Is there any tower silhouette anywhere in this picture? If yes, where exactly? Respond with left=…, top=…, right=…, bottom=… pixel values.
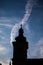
left=12, top=25, right=28, bottom=65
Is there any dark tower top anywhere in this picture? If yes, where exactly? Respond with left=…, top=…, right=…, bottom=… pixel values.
left=19, top=25, right=24, bottom=36
left=12, top=25, right=28, bottom=65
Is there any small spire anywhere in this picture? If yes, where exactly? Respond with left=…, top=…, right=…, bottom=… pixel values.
left=19, top=24, right=23, bottom=36
left=21, top=24, right=22, bottom=28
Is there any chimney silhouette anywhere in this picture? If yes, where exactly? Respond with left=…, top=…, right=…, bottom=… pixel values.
left=12, top=25, right=28, bottom=65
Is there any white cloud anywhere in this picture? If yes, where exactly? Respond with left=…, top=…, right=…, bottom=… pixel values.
left=0, top=17, right=20, bottom=28
left=0, top=35, right=5, bottom=42
left=20, top=0, right=37, bottom=25
left=0, top=23, right=13, bottom=28
left=0, top=17, right=20, bottom=23
left=40, top=47, right=43, bottom=57
left=0, top=30, right=3, bottom=33
left=0, top=60, right=10, bottom=65
left=0, top=17, right=11, bottom=23
left=10, top=23, right=20, bottom=44
left=36, top=38, right=43, bottom=58
left=1, top=36, right=5, bottom=40
left=10, top=0, right=37, bottom=44
left=0, top=29, right=5, bottom=35
left=25, top=23, right=30, bottom=32
left=29, top=38, right=43, bottom=58
left=0, top=61, right=7, bottom=65
left=0, top=45, right=7, bottom=54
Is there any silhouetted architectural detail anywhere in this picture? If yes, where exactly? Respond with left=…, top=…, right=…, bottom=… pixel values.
left=12, top=25, right=28, bottom=65
left=11, top=25, right=43, bottom=65
left=9, top=62, right=11, bottom=65
left=0, top=63, right=2, bottom=65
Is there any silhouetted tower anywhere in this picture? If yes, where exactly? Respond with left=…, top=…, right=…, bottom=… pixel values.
left=12, top=25, right=28, bottom=65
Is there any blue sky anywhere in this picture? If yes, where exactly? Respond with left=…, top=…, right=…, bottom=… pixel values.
left=0, top=0, right=43, bottom=65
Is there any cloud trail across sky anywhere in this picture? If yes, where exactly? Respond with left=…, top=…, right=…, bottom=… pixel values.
left=0, top=23, right=13, bottom=28
left=10, top=0, right=37, bottom=44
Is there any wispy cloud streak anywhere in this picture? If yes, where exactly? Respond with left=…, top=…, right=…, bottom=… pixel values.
left=0, top=17, right=20, bottom=23
left=10, top=0, right=37, bottom=43
left=29, top=38, right=43, bottom=58
left=20, top=0, right=36, bottom=25
left=0, top=60, right=9, bottom=65
left=0, top=23, right=13, bottom=28
left=0, top=45, right=7, bottom=54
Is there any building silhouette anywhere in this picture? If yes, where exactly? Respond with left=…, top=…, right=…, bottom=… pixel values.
left=12, top=25, right=28, bottom=65
left=0, top=25, right=43, bottom=65
left=10, top=25, right=43, bottom=65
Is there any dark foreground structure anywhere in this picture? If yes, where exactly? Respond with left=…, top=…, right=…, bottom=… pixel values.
left=12, top=25, right=28, bottom=65
left=10, top=25, right=43, bottom=65
left=0, top=26, right=43, bottom=65
left=0, top=63, right=2, bottom=65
